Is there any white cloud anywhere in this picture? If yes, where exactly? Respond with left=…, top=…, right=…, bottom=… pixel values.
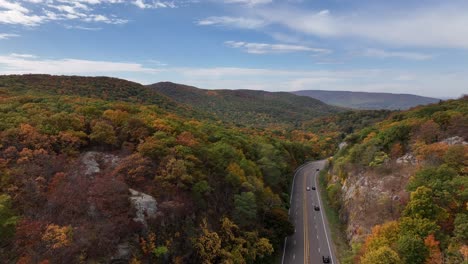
left=0, top=33, right=19, bottom=39
left=255, top=5, right=468, bottom=48
left=0, top=0, right=45, bottom=26
left=197, top=16, right=266, bottom=29
left=225, top=41, right=331, bottom=54
left=132, top=0, right=177, bottom=9
left=223, top=0, right=272, bottom=6
left=362, top=49, right=433, bottom=61
left=0, top=54, right=159, bottom=74
left=0, top=0, right=186, bottom=27
left=10, top=53, right=37, bottom=58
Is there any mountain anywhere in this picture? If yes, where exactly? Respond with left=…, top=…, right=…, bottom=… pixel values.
left=292, top=90, right=440, bottom=110
left=1, top=74, right=323, bottom=263
left=149, top=82, right=344, bottom=128
left=0, top=74, right=214, bottom=121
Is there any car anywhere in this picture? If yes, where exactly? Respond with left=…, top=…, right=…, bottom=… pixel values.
left=314, top=205, right=320, bottom=211
left=316, top=168, right=320, bottom=172
left=306, top=187, right=311, bottom=191
left=322, top=256, right=330, bottom=263
left=311, top=186, right=316, bottom=190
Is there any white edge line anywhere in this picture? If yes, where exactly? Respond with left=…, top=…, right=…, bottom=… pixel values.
left=315, top=164, right=335, bottom=264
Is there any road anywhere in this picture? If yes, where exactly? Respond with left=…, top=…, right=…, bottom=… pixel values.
left=282, top=160, right=338, bottom=264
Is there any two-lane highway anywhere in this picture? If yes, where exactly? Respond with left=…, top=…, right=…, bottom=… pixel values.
left=282, top=160, right=337, bottom=264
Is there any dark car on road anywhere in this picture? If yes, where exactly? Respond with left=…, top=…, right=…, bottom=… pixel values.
left=314, top=205, right=320, bottom=211
left=311, top=186, right=316, bottom=190
left=323, top=256, right=330, bottom=263
left=316, top=169, right=320, bottom=171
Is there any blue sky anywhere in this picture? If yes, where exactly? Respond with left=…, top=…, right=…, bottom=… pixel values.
left=0, top=0, right=467, bottom=98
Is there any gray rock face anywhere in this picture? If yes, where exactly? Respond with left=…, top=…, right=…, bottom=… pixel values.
left=396, top=153, right=417, bottom=165
left=81, top=151, right=120, bottom=176
left=442, top=136, right=468, bottom=145
left=339, top=142, right=348, bottom=150
left=129, top=188, right=157, bottom=226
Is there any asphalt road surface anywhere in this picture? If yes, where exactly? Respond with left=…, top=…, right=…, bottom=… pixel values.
left=282, top=160, right=338, bottom=264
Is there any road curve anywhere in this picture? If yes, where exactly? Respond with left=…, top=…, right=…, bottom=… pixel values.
left=282, top=160, right=338, bottom=264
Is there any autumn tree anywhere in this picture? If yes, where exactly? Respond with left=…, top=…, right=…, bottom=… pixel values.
left=89, top=121, right=117, bottom=146
left=42, top=224, right=73, bottom=249
left=362, top=221, right=400, bottom=254
left=403, top=186, right=446, bottom=221
left=361, top=245, right=401, bottom=264
left=424, top=234, right=443, bottom=264
left=113, top=153, right=154, bottom=186
left=194, top=219, right=222, bottom=264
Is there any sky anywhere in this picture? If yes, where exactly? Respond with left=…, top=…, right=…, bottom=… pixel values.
left=0, top=0, right=467, bottom=98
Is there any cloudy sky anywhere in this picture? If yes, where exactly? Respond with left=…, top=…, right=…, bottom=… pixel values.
left=0, top=0, right=467, bottom=97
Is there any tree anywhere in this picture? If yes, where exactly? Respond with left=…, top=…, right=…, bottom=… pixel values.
left=399, top=217, right=439, bottom=239
left=403, top=186, right=446, bottom=221
left=415, top=120, right=441, bottom=144
left=113, top=153, right=154, bottom=186
left=453, top=213, right=468, bottom=243
left=263, top=208, right=294, bottom=247
left=234, top=192, right=257, bottom=226
left=89, top=121, right=117, bottom=146
left=0, top=194, right=18, bottom=244
left=176, top=131, right=198, bottom=147
left=194, top=219, right=222, bottom=264
left=42, top=224, right=73, bottom=249
left=397, top=235, right=428, bottom=264
left=362, top=221, right=400, bottom=253
left=226, top=162, right=247, bottom=189
left=444, top=145, right=467, bottom=172
left=424, top=234, right=443, bottom=264
left=255, top=238, right=274, bottom=258
left=361, top=246, right=401, bottom=264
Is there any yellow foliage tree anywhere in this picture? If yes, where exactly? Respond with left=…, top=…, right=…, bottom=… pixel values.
left=42, top=224, right=73, bottom=249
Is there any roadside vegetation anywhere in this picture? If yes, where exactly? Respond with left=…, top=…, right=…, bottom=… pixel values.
left=318, top=166, right=355, bottom=263
left=326, top=96, right=468, bottom=263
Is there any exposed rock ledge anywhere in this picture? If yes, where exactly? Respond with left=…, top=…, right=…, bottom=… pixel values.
left=129, top=188, right=157, bottom=226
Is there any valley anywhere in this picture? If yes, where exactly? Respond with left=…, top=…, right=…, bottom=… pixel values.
left=0, top=75, right=465, bottom=264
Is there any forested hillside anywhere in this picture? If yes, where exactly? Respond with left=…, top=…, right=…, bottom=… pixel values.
left=149, top=82, right=343, bottom=128
left=293, top=90, right=440, bottom=110
left=0, top=75, right=350, bottom=263
left=325, top=97, right=468, bottom=263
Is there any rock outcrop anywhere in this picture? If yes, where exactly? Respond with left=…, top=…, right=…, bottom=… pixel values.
left=442, top=136, right=467, bottom=145
left=129, top=188, right=157, bottom=226
left=338, top=165, right=415, bottom=242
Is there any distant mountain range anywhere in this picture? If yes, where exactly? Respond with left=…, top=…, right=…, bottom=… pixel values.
left=148, top=82, right=343, bottom=128
left=292, top=90, right=440, bottom=110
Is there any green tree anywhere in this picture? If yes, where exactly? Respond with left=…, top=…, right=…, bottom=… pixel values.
left=453, top=213, right=468, bottom=243
left=399, top=217, right=439, bottom=239
left=403, top=186, right=446, bottom=221
left=0, top=194, right=18, bottom=244
left=234, top=192, right=257, bottom=226
left=263, top=208, right=294, bottom=247
left=89, top=120, right=117, bottom=145
left=397, top=235, right=428, bottom=264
